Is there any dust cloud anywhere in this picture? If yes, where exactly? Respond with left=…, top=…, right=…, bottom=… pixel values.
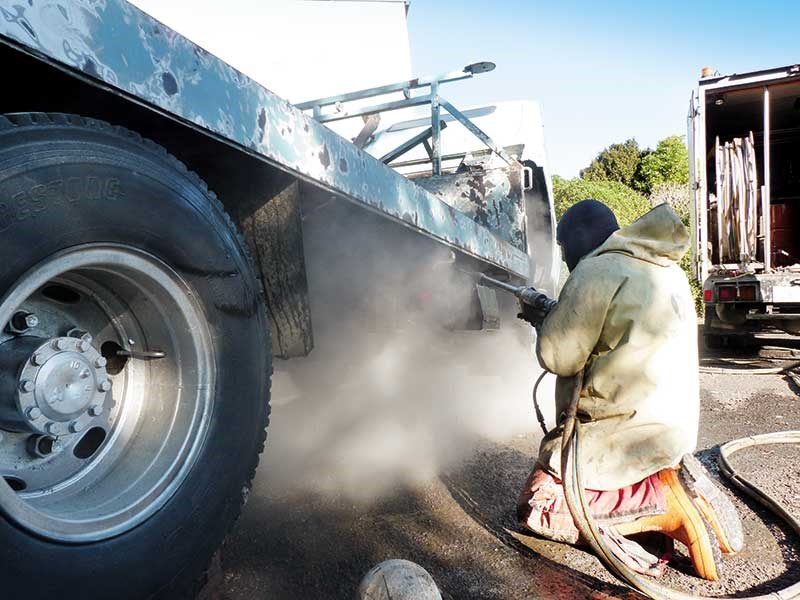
left=260, top=199, right=555, bottom=501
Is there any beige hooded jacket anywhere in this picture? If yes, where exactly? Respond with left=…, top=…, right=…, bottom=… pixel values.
left=536, top=204, right=699, bottom=491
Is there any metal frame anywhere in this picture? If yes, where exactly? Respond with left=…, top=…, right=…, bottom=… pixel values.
left=763, top=85, right=772, bottom=272
left=378, top=120, right=447, bottom=165
left=297, top=62, right=514, bottom=175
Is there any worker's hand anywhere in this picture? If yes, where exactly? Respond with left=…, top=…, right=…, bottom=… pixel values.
left=517, top=300, right=549, bottom=328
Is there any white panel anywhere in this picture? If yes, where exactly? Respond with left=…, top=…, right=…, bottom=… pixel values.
left=771, top=287, right=800, bottom=303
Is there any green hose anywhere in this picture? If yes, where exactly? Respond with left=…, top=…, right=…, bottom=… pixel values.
left=559, top=371, right=800, bottom=600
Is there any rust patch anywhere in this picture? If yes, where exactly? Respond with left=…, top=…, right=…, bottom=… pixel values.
left=82, top=58, right=98, bottom=77
left=161, top=71, right=178, bottom=95
left=257, top=108, right=267, bottom=139
left=319, top=144, right=331, bottom=169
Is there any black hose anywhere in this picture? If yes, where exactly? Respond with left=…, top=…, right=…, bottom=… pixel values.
left=532, top=370, right=549, bottom=436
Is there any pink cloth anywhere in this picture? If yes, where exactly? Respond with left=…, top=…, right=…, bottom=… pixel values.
left=517, top=465, right=666, bottom=545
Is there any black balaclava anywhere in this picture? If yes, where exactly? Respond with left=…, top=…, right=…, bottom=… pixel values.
left=557, top=199, right=619, bottom=271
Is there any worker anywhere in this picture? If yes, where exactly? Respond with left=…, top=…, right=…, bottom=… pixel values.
left=517, top=199, right=742, bottom=581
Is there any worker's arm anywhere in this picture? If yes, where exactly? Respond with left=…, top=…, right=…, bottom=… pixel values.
left=536, top=256, right=625, bottom=377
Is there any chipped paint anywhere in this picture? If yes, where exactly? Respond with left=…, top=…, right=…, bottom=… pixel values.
left=415, top=163, right=526, bottom=252
left=0, top=0, right=530, bottom=278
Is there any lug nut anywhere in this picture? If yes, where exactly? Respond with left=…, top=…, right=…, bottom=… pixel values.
left=78, top=340, right=92, bottom=352
left=67, top=328, right=90, bottom=340
left=54, top=339, right=69, bottom=351
left=88, top=404, right=103, bottom=417
left=26, top=407, right=42, bottom=420
left=26, top=435, right=56, bottom=458
left=98, top=380, right=112, bottom=392
left=45, top=422, right=60, bottom=435
left=11, top=311, right=38, bottom=331
left=31, top=353, right=44, bottom=366
left=68, top=421, right=84, bottom=434
left=94, top=357, right=107, bottom=369
left=19, top=380, right=34, bottom=393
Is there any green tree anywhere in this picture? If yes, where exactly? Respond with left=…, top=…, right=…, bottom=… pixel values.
left=581, top=138, right=642, bottom=187
left=635, top=135, right=689, bottom=194
left=552, top=175, right=651, bottom=227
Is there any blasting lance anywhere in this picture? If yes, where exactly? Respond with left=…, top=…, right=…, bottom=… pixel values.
left=478, top=274, right=557, bottom=314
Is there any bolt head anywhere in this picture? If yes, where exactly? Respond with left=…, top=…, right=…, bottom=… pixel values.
left=31, top=353, right=44, bottom=366
left=19, top=380, right=34, bottom=393
left=98, top=380, right=112, bottom=393
left=78, top=340, right=92, bottom=353
left=54, top=339, right=69, bottom=351
left=26, top=407, right=42, bottom=420
left=45, top=422, right=59, bottom=435
left=88, top=404, right=103, bottom=417
left=95, top=357, right=107, bottom=369
left=24, top=314, right=39, bottom=329
left=68, top=421, right=84, bottom=434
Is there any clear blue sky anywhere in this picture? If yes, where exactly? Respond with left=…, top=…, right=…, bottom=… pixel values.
left=405, top=0, right=799, bottom=178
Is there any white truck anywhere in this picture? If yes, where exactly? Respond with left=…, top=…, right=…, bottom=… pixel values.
left=690, top=64, right=800, bottom=346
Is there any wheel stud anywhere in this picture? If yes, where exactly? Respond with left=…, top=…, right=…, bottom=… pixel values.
left=19, top=380, right=34, bottom=393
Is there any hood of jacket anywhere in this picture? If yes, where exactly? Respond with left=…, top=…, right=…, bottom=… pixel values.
left=587, top=204, right=690, bottom=267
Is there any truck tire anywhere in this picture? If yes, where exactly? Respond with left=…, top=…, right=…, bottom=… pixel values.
left=0, top=113, right=271, bottom=599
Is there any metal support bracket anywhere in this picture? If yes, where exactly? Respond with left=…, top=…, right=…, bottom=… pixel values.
left=379, top=121, right=447, bottom=165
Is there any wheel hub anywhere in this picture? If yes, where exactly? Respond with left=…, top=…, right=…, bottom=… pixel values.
left=16, top=337, right=109, bottom=436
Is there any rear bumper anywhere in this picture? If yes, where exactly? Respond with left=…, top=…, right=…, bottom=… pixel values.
left=704, top=272, right=800, bottom=304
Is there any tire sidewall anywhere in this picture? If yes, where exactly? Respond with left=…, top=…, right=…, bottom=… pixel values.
left=0, top=119, right=270, bottom=599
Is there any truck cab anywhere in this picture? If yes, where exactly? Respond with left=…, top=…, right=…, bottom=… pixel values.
left=690, top=64, right=800, bottom=345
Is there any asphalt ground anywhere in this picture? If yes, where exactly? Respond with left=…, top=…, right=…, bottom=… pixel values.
left=203, top=338, right=800, bottom=599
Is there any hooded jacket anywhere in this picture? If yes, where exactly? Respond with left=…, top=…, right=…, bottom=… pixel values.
left=536, top=204, right=699, bottom=491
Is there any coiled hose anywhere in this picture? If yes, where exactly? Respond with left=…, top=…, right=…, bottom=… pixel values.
left=559, top=371, right=800, bottom=600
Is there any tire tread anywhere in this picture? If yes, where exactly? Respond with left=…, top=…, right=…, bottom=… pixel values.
left=0, top=112, right=272, bottom=599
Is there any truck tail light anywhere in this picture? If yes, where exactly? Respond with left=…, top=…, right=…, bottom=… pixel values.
left=716, top=284, right=757, bottom=301
left=738, top=284, right=757, bottom=301
left=703, top=289, right=713, bottom=302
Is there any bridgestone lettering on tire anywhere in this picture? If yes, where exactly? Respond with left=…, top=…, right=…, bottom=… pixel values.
left=0, top=113, right=271, bottom=600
